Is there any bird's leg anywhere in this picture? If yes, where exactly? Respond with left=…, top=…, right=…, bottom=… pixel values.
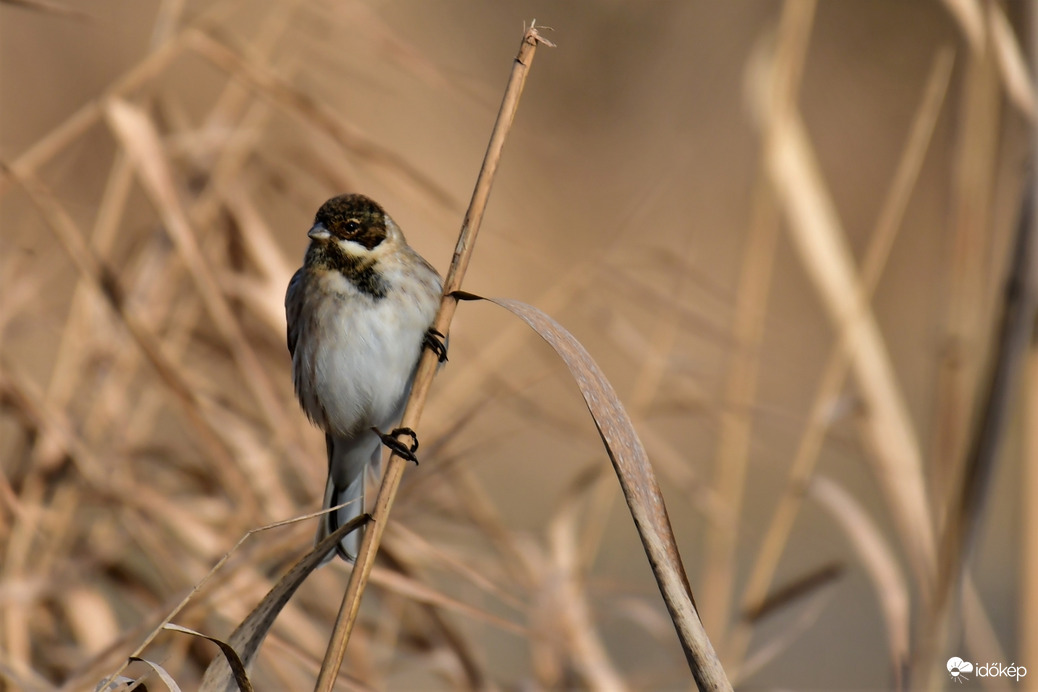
left=373, top=427, right=420, bottom=465
left=423, top=328, right=448, bottom=363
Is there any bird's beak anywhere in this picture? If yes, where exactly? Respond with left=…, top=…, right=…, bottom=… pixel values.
left=308, top=222, right=331, bottom=240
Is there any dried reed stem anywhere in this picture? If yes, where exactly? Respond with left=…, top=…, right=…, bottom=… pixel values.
left=0, top=0, right=241, bottom=197
left=1023, top=347, right=1038, bottom=671
left=916, top=190, right=1036, bottom=689
left=697, top=0, right=812, bottom=658
left=3, top=165, right=257, bottom=515
left=1024, top=4, right=1038, bottom=678
left=700, top=0, right=814, bottom=641
left=547, top=497, right=628, bottom=691
left=729, top=47, right=954, bottom=676
left=183, top=28, right=456, bottom=209
left=929, top=12, right=1002, bottom=531
left=764, top=55, right=937, bottom=600
left=313, top=25, right=552, bottom=692
left=104, top=98, right=295, bottom=450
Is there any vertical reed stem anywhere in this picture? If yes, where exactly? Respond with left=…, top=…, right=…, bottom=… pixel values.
left=313, top=24, right=552, bottom=692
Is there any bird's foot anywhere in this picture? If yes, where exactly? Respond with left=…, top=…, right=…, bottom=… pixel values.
left=373, top=426, right=420, bottom=465
left=423, top=328, right=448, bottom=363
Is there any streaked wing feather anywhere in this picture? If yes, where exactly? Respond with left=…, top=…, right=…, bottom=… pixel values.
left=285, top=268, right=305, bottom=357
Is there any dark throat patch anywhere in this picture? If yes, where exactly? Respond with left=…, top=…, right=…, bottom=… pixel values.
left=306, top=242, right=389, bottom=299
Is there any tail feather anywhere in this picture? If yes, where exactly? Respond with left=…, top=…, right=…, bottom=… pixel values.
left=316, top=433, right=379, bottom=561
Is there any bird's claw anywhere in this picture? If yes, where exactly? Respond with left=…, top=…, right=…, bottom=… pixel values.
left=373, top=426, right=420, bottom=465
left=423, top=328, right=448, bottom=364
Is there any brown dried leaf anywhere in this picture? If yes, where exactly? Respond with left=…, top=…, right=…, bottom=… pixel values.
left=168, top=623, right=253, bottom=692
left=810, top=476, right=910, bottom=679
left=198, top=516, right=368, bottom=692
left=454, top=292, right=730, bottom=690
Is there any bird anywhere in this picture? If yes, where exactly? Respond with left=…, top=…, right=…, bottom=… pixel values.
left=286, top=194, right=445, bottom=561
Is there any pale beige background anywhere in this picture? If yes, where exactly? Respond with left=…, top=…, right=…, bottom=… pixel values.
left=0, top=1, right=1031, bottom=690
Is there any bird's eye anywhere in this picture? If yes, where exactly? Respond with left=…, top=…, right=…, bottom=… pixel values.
left=344, top=220, right=361, bottom=234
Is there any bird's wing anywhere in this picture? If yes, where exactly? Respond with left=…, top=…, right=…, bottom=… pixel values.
left=285, top=267, right=305, bottom=358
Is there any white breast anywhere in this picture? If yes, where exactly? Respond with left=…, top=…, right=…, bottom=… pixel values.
left=294, top=264, right=439, bottom=438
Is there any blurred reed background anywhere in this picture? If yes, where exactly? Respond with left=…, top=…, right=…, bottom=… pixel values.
left=0, top=0, right=1034, bottom=690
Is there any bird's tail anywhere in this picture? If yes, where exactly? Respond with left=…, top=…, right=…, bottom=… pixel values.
left=316, top=433, right=377, bottom=561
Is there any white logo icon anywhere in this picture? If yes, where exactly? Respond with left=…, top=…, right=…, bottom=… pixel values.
left=947, top=657, right=973, bottom=683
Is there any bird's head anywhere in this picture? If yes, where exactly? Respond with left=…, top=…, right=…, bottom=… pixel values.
left=307, top=194, right=406, bottom=256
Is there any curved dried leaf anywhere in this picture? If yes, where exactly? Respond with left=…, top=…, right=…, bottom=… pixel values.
left=198, top=515, right=368, bottom=692
left=810, top=476, right=910, bottom=678
left=128, top=656, right=183, bottom=691
left=94, top=674, right=136, bottom=692
left=455, top=292, right=730, bottom=691
left=165, top=624, right=252, bottom=692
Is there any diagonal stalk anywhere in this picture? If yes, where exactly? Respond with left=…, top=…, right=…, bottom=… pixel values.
left=313, top=24, right=553, bottom=692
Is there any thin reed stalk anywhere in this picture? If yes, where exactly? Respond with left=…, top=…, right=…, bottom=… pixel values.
left=915, top=190, right=1036, bottom=690
left=729, top=46, right=955, bottom=677
left=313, top=24, right=553, bottom=691
left=700, top=0, right=814, bottom=646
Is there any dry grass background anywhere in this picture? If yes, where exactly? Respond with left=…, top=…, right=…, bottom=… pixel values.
left=0, top=0, right=1034, bottom=690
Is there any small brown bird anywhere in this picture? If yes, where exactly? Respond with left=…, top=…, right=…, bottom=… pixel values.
left=286, top=194, right=444, bottom=560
